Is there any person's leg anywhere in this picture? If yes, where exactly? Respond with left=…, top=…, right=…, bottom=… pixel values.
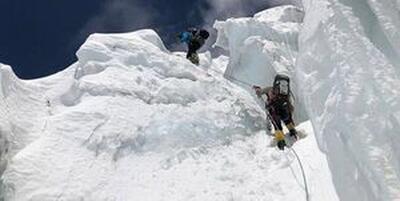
left=279, top=106, right=297, bottom=137
left=268, top=108, right=285, bottom=140
left=265, top=111, right=272, bottom=132
left=187, top=41, right=201, bottom=58
left=186, top=44, right=195, bottom=59
left=268, top=108, right=282, bottom=130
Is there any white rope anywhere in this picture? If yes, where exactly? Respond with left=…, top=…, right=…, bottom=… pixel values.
left=203, top=18, right=311, bottom=201
left=290, top=147, right=310, bottom=201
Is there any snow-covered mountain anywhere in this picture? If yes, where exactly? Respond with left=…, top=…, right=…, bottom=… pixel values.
left=0, top=5, right=339, bottom=201
left=1, top=2, right=399, bottom=201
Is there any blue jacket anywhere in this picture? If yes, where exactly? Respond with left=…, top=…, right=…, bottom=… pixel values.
left=179, top=31, right=192, bottom=44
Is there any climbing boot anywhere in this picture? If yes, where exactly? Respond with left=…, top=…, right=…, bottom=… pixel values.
left=188, top=53, right=199, bottom=65
left=275, top=130, right=286, bottom=150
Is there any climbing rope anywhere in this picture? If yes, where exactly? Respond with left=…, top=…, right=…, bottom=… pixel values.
left=253, top=91, right=309, bottom=201
left=290, top=147, right=310, bottom=201
left=202, top=17, right=310, bottom=201
left=278, top=13, right=309, bottom=200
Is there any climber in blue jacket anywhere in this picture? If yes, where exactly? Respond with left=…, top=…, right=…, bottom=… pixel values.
left=177, top=28, right=210, bottom=65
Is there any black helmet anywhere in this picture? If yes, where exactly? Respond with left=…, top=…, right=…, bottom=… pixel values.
left=199, top=29, right=210, bottom=39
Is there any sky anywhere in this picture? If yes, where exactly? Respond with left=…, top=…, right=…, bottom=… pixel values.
left=0, top=0, right=297, bottom=79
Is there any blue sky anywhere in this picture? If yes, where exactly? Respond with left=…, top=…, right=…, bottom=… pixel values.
left=0, top=0, right=295, bottom=79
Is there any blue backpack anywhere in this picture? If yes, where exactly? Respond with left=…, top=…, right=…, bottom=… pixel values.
left=179, top=32, right=192, bottom=44
left=179, top=29, right=209, bottom=45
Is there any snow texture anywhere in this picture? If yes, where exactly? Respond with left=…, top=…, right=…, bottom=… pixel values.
left=0, top=5, right=340, bottom=201
left=297, top=0, right=400, bottom=200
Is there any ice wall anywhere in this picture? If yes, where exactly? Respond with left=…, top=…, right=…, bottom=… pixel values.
left=0, top=55, right=76, bottom=200
left=214, top=5, right=303, bottom=86
left=366, top=0, right=400, bottom=66
left=0, top=64, right=60, bottom=201
left=214, top=5, right=308, bottom=122
left=0, top=65, right=11, bottom=201
left=297, top=0, right=400, bottom=200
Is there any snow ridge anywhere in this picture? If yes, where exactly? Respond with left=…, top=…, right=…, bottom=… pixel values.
left=0, top=29, right=272, bottom=200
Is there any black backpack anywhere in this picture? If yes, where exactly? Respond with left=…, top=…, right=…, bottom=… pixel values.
left=199, top=29, right=210, bottom=39
left=189, top=29, right=209, bottom=46
left=273, top=74, right=291, bottom=97
left=272, top=74, right=295, bottom=112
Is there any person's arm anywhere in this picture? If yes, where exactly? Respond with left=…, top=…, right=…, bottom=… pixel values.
left=260, top=87, right=271, bottom=96
left=254, top=86, right=271, bottom=97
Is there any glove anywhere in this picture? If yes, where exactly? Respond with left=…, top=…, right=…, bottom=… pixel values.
left=275, top=130, right=286, bottom=150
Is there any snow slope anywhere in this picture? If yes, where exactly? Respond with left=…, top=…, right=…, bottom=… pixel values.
left=297, top=0, right=400, bottom=200
left=0, top=6, right=339, bottom=201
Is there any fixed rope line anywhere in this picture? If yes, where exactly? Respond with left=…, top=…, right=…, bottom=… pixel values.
left=203, top=12, right=307, bottom=201
left=290, top=147, right=310, bottom=201
left=257, top=92, right=309, bottom=201
left=203, top=48, right=309, bottom=201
